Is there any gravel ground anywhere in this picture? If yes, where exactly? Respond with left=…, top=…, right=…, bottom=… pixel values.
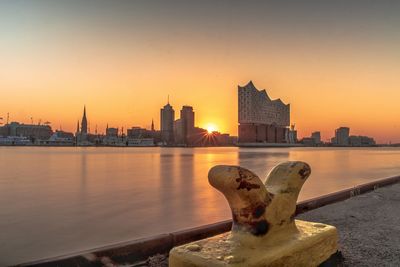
left=142, top=183, right=400, bottom=267
left=299, top=183, right=400, bottom=267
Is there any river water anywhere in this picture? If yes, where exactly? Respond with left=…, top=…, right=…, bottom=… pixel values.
left=1, top=147, right=400, bottom=265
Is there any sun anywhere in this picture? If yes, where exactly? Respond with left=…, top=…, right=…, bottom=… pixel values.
left=205, top=123, right=218, bottom=133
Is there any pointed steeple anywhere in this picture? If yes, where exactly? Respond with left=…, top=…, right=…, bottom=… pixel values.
left=76, top=120, right=80, bottom=133
left=151, top=119, right=155, bottom=131
left=81, top=105, right=88, bottom=134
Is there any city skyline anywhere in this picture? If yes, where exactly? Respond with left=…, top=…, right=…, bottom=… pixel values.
left=0, top=100, right=379, bottom=145
left=1, top=1, right=400, bottom=143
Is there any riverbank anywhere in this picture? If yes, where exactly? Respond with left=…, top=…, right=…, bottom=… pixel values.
left=19, top=175, right=400, bottom=266
left=143, top=181, right=400, bottom=266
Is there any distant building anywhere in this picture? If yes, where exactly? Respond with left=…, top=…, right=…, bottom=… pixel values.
left=334, top=127, right=350, bottom=146
left=184, top=127, right=236, bottom=147
left=311, top=131, right=321, bottom=145
left=127, top=127, right=147, bottom=138
left=301, top=137, right=317, bottom=146
left=81, top=106, right=88, bottom=134
left=0, top=136, right=31, bottom=145
left=45, top=131, right=74, bottom=146
left=287, top=124, right=297, bottom=144
left=349, top=135, right=376, bottom=146
left=106, top=125, right=118, bottom=137
left=172, top=106, right=196, bottom=145
left=173, top=119, right=185, bottom=145
left=301, top=131, right=322, bottom=146
left=180, top=106, right=195, bottom=144
left=238, top=81, right=290, bottom=144
left=160, top=101, right=175, bottom=144
left=127, top=125, right=160, bottom=146
left=76, top=106, right=90, bottom=144
left=0, top=122, right=52, bottom=142
left=0, top=125, right=9, bottom=137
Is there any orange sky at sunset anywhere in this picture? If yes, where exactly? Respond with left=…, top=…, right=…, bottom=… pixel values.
left=1, top=1, right=400, bottom=143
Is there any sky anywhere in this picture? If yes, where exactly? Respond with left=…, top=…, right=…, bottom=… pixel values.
left=1, top=0, right=400, bottom=143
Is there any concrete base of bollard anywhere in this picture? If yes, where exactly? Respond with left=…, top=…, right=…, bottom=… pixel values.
left=169, top=220, right=338, bottom=267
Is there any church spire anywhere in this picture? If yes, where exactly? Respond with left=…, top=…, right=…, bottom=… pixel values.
left=76, top=120, right=80, bottom=133
left=151, top=119, right=155, bottom=131
left=81, top=105, right=88, bottom=134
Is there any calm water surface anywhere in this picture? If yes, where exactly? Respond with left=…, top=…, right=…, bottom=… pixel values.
left=1, top=147, right=400, bottom=265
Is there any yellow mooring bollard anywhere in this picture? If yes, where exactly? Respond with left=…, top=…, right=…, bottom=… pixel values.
left=169, top=161, right=339, bottom=267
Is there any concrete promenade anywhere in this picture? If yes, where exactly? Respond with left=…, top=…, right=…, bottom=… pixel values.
left=299, top=183, right=400, bottom=266
left=146, top=183, right=400, bottom=266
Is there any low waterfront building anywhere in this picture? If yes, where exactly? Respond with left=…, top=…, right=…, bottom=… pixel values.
left=301, top=131, right=322, bottom=146
left=126, top=125, right=160, bottom=146
left=127, top=138, right=155, bottom=146
left=331, top=127, right=375, bottom=146
left=185, top=127, right=237, bottom=147
left=106, top=126, right=119, bottom=137
left=301, top=137, right=317, bottom=146
left=0, top=136, right=31, bottom=145
left=0, top=122, right=52, bottom=142
left=127, top=126, right=159, bottom=139
left=44, top=131, right=75, bottom=146
left=238, top=81, right=290, bottom=144
left=349, top=135, right=376, bottom=146
left=103, top=125, right=122, bottom=146
left=311, top=131, right=321, bottom=144
left=0, top=125, right=8, bottom=137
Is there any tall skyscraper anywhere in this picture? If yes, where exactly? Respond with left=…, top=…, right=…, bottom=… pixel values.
left=180, top=106, right=195, bottom=143
left=335, top=127, right=350, bottom=146
left=81, top=106, right=88, bottom=134
left=160, top=101, right=175, bottom=144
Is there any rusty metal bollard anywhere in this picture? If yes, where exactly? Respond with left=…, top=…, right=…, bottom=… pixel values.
left=169, top=161, right=339, bottom=266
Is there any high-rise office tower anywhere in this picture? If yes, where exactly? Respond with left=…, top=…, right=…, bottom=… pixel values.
left=160, top=100, right=175, bottom=144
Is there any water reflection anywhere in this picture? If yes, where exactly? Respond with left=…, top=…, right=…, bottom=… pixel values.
left=1, top=147, right=400, bottom=265
left=159, top=151, right=176, bottom=222
left=238, top=148, right=290, bottom=181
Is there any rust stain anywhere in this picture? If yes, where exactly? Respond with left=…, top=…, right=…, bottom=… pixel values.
left=236, top=167, right=261, bottom=191
left=252, top=203, right=266, bottom=218
left=236, top=179, right=261, bottom=191
left=249, top=219, right=269, bottom=236
left=298, top=165, right=311, bottom=179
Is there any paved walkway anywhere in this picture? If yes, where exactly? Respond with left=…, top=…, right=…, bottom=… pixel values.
left=299, top=183, right=400, bottom=266
left=147, top=183, right=400, bottom=267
